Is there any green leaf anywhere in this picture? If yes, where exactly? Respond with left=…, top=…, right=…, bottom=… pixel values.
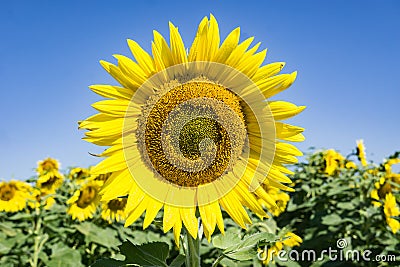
left=74, top=222, right=120, bottom=248
left=337, top=202, right=355, bottom=210
left=120, top=241, right=169, bottom=267
left=91, top=258, right=130, bottom=267
left=0, top=232, right=17, bottom=254
left=0, top=222, right=17, bottom=236
left=321, top=214, right=342, bottom=225
left=47, top=245, right=83, bottom=267
left=223, top=232, right=277, bottom=261
left=212, top=231, right=241, bottom=250
left=95, top=241, right=171, bottom=267
left=169, top=254, right=185, bottom=267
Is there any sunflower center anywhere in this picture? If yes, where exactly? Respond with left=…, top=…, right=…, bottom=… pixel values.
left=41, top=161, right=57, bottom=172
left=0, top=184, right=16, bottom=201
left=40, top=176, right=58, bottom=190
left=178, top=117, right=221, bottom=160
left=108, top=198, right=127, bottom=211
left=137, top=80, right=247, bottom=187
left=77, top=186, right=97, bottom=208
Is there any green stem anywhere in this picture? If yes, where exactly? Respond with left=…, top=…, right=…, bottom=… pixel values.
left=31, top=209, right=43, bottom=267
left=184, top=228, right=201, bottom=267
left=211, top=254, right=225, bottom=267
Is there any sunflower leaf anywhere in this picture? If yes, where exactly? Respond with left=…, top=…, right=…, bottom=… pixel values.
left=74, top=222, right=120, bottom=248
left=169, top=254, right=186, bottom=267
left=92, top=241, right=171, bottom=267
left=46, top=244, right=83, bottom=267
left=223, top=232, right=277, bottom=261
left=212, top=231, right=241, bottom=250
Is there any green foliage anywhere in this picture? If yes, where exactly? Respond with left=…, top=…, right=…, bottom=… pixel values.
left=278, top=151, right=400, bottom=266
left=1, top=148, right=400, bottom=266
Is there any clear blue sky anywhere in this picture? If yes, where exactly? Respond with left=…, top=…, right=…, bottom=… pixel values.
left=1, top=0, right=399, bottom=180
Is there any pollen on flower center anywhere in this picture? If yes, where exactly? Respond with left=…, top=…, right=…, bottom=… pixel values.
left=136, top=80, right=247, bottom=187
left=0, top=184, right=16, bottom=201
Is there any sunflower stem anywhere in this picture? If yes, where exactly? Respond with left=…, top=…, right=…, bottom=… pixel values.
left=184, top=227, right=201, bottom=267
left=30, top=208, right=43, bottom=267
left=211, top=254, right=225, bottom=267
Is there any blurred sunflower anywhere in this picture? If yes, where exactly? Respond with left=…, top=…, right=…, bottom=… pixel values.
left=0, top=180, right=32, bottom=212
left=101, top=198, right=127, bottom=223
left=90, top=172, right=112, bottom=184
left=356, top=139, right=367, bottom=166
left=260, top=232, right=302, bottom=264
left=258, top=185, right=290, bottom=217
left=37, top=157, right=60, bottom=173
left=30, top=188, right=56, bottom=210
left=324, top=149, right=345, bottom=175
left=69, top=167, right=91, bottom=184
left=67, top=181, right=101, bottom=221
left=371, top=158, right=400, bottom=206
left=383, top=193, right=400, bottom=234
left=36, top=158, right=64, bottom=194
left=80, top=14, right=305, bottom=243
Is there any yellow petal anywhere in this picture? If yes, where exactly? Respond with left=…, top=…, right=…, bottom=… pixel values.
left=258, top=72, right=297, bottom=98
left=253, top=62, right=285, bottom=82
left=169, top=22, right=187, bottom=64
left=180, top=207, right=198, bottom=239
left=91, top=151, right=127, bottom=174
left=143, top=198, right=163, bottom=229
left=188, top=16, right=209, bottom=61
left=89, top=84, right=133, bottom=100
left=214, top=27, right=240, bottom=63
left=127, top=39, right=155, bottom=76
left=269, top=101, right=306, bottom=120
left=163, top=204, right=180, bottom=232
left=153, top=30, right=174, bottom=69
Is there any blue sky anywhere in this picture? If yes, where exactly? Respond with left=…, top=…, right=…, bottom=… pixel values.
left=1, top=0, right=399, bottom=180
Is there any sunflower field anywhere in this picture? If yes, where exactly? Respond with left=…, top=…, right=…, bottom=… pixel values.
left=1, top=13, right=399, bottom=267
left=0, top=141, right=399, bottom=266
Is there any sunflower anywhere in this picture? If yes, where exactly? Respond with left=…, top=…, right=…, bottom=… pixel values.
left=36, top=172, right=63, bottom=194
left=37, top=157, right=60, bottom=174
left=69, top=167, right=91, bottom=185
left=36, top=158, right=64, bottom=194
left=260, top=232, right=302, bottom=264
left=371, top=158, right=400, bottom=206
left=67, top=181, right=101, bottom=221
left=0, top=180, right=32, bottom=212
left=258, top=185, right=290, bottom=217
left=383, top=193, right=400, bottom=234
left=101, top=197, right=127, bottom=223
left=356, top=139, right=367, bottom=166
left=384, top=158, right=400, bottom=183
left=30, top=188, right=56, bottom=210
left=80, top=14, right=305, bottom=244
left=90, top=172, right=112, bottom=184
left=324, top=149, right=345, bottom=175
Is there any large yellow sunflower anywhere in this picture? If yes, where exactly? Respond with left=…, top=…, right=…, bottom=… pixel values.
left=0, top=180, right=32, bottom=212
left=80, top=15, right=305, bottom=244
left=67, top=180, right=101, bottom=221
